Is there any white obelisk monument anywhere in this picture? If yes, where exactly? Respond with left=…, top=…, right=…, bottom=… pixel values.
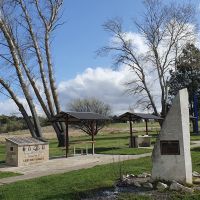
left=152, top=88, right=192, bottom=184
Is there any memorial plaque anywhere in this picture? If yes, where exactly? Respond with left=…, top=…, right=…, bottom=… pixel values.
left=160, top=140, right=180, bottom=155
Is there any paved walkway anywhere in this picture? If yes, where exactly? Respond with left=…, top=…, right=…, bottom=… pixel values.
left=191, top=140, right=200, bottom=148
left=0, top=153, right=151, bottom=185
left=0, top=140, right=199, bottom=185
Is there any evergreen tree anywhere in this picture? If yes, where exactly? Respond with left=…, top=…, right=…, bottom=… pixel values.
left=168, top=43, right=200, bottom=130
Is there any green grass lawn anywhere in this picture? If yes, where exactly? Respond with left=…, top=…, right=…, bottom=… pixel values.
left=0, top=172, right=21, bottom=179
left=0, top=156, right=152, bottom=200
left=0, top=129, right=154, bottom=161
left=0, top=149, right=200, bottom=200
left=190, top=134, right=200, bottom=141
left=49, top=132, right=153, bottom=157
left=0, top=122, right=199, bottom=199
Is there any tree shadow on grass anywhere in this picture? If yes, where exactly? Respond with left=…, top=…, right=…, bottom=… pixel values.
left=191, top=147, right=200, bottom=152
left=90, top=147, right=122, bottom=154
left=71, top=136, right=130, bottom=143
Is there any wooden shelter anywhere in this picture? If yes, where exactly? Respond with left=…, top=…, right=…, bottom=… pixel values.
left=51, top=111, right=109, bottom=157
left=118, top=112, right=163, bottom=147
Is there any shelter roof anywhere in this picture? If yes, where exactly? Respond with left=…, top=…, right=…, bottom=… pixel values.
left=51, top=111, right=109, bottom=122
left=6, top=137, right=48, bottom=146
left=118, top=112, right=163, bottom=121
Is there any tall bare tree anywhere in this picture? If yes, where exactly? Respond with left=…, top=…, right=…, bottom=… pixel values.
left=0, top=0, right=65, bottom=146
left=99, top=0, right=197, bottom=117
left=68, top=98, right=111, bottom=142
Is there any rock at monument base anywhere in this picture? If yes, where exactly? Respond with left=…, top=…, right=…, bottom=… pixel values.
left=193, top=186, right=200, bottom=191
left=156, top=182, right=168, bottom=190
left=193, top=178, right=200, bottom=184
left=152, top=89, right=192, bottom=184
left=193, top=171, right=200, bottom=177
left=169, top=181, right=193, bottom=193
left=143, top=182, right=153, bottom=189
left=133, top=181, right=141, bottom=187
left=137, top=172, right=151, bottom=178
left=127, top=174, right=135, bottom=178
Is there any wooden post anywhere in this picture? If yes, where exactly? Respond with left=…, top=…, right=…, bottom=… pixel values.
left=86, top=145, right=88, bottom=155
left=73, top=145, right=76, bottom=156
left=91, top=132, right=94, bottom=155
left=129, top=116, right=133, bottom=148
left=92, top=141, right=95, bottom=155
left=65, top=115, right=69, bottom=158
left=91, top=120, right=96, bottom=155
left=145, top=119, right=148, bottom=135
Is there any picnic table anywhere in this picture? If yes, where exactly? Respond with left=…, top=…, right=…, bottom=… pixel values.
left=70, top=141, right=96, bottom=155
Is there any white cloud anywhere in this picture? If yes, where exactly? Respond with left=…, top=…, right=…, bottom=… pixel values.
left=124, top=32, right=148, bottom=55
left=0, top=99, right=19, bottom=115
left=58, top=66, right=145, bottom=115
left=111, top=31, right=148, bottom=55
left=0, top=96, right=43, bottom=116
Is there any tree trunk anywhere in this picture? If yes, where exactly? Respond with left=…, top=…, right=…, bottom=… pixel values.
left=45, top=32, right=66, bottom=133
left=143, top=80, right=158, bottom=116
left=15, top=34, right=65, bottom=145
left=18, top=0, right=56, bottom=117
left=0, top=18, right=42, bottom=138
left=0, top=78, right=37, bottom=138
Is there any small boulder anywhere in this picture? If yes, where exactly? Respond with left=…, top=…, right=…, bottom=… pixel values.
left=126, top=178, right=135, bottom=185
left=143, top=182, right=153, bottom=189
left=148, top=178, right=154, bottom=183
left=193, top=178, right=200, bottom=184
left=137, top=174, right=146, bottom=178
left=170, top=181, right=193, bottom=193
left=129, top=174, right=135, bottom=178
left=143, top=172, right=151, bottom=177
left=193, top=171, right=200, bottom=177
left=156, top=182, right=168, bottom=190
left=137, top=172, right=151, bottom=178
left=194, top=186, right=200, bottom=191
left=126, top=174, right=130, bottom=178
left=133, top=180, right=141, bottom=187
left=122, top=175, right=127, bottom=181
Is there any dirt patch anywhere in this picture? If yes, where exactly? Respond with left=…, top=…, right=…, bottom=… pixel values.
left=0, top=124, right=160, bottom=143
left=0, top=126, right=87, bottom=143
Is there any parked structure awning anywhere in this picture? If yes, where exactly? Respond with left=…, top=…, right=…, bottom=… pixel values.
left=118, top=112, right=163, bottom=121
left=51, top=111, right=109, bottom=122
left=51, top=111, right=109, bottom=157
left=118, top=112, right=163, bottom=148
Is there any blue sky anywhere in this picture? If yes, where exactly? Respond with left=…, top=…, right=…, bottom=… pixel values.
left=53, top=0, right=200, bottom=82
left=53, top=0, right=144, bottom=81
left=2, top=0, right=200, bottom=115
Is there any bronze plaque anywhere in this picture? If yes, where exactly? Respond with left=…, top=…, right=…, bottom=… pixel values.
left=160, top=140, right=180, bottom=155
